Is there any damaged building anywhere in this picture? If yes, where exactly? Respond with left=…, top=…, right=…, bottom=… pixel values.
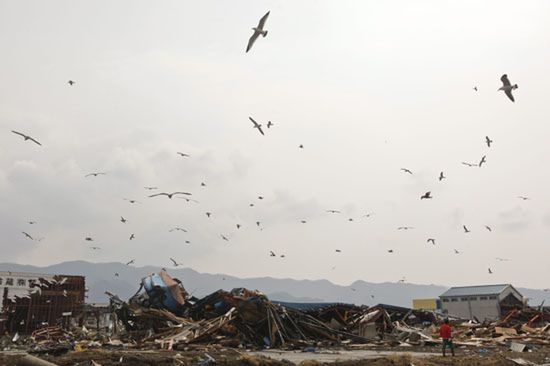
left=0, top=271, right=85, bottom=334
left=440, top=284, right=524, bottom=320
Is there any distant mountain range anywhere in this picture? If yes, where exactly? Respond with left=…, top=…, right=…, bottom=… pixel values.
left=0, top=261, right=548, bottom=307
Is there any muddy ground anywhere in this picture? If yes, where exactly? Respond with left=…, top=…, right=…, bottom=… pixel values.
left=1, top=347, right=550, bottom=366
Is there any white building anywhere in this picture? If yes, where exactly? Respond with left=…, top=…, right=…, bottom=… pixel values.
left=440, top=284, right=524, bottom=321
left=0, top=271, right=58, bottom=299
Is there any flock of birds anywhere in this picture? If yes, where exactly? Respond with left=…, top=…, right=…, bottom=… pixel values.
left=9, top=10, right=528, bottom=283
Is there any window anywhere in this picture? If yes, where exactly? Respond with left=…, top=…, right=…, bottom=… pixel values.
left=6, top=278, right=14, bottom=286
left=451, top=298, right=458, bottom=302
left=17, top=279, right=26, bottom=286
left=442, top=299, right=449, bottom=303
left=489, top=296, right=497, bottom=300
left=0, top=278, right=3, bottom=285
left=28, top=279, right=36, bottom=287
left=480, top=296, right=488, bottom=300
left=470, top=297, right=478, bottom=301
left=461, top=297, right=468, bottom=302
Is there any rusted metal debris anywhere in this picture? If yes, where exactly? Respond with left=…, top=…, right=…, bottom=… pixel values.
left=1, top=270, right=549, bottom=353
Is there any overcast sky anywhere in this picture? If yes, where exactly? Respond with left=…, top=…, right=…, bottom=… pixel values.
left=1, top=0, right=550, bottom=289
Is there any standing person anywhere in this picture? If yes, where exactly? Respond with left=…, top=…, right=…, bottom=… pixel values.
left=440, top=318, right=455, bottom=357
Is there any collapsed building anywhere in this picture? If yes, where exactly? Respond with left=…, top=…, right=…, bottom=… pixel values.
left=0, top=271, right=85, bottom=334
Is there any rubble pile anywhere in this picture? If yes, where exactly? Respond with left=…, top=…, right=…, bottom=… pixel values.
left=1, top=270, right=549, bottom=356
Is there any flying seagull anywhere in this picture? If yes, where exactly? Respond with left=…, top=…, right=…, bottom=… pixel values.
left=206, top=212, right=212, bottom=218
left=68, top=80, right=75, bottom=86
left=149, top=192, right=192, bottom=199
left=169, top=227, right=187, bottom=232
left=462, top=162, right=478, bottom=167
left=248, top=117, right=265, bottom=135
left=326, top=210, right=341, bottom=214
left=479, top=155, right=486, bottom=167
left=454, top=249, right=460, bottom=254
left=301, top=220, right=307, bottom=224
left=387, top=249, right=394, bottom=253
left=463, top=225, right=470, bottom=233
left=11, top=131, right=41, bottom=146
left=401, top=168, right=413, bottom=174
left=439, top=172, right=446, bottom=181
left=201, top=182, right=206, bottom=187
left=22, top=232, right=33, bottom=240
left=170, top=258, right=181, bottom=267
left=129, top=234, right=135, bottom=240
left=221, top=234, right=229, bottom=241
left=398, top=226, right=414, bottom=230
left=28, top=220, right=36, bottom=225
left=269, top=251, right=276, bottom=257
left=85, top=172, right=106, bottom=177
left=420, top=191, right=432, bottom=200
left=89, top=246, right=100, bottom=250
left=473, top=86, right=478, bottom=91
left=177, top=152, right=190, bottom=157
left=267, top=121, right=273, bottom=128
left=125, top=259, right=135, bottom=266
left=85, top=237, right=93, bottom=241
left=120, top=216, right=127, bottom=223
left=299, top=144, right=304, bottom=149
left=236, top=224, right=241, bottom=229
left=495, top=257, right=510, bottom=262
left=485, top=225, right=492, bottom=232
left=488, top=268, right=493, bottom=274
left=258, top=196, right=264, bottom=200
left=518, top=196, right=530, bottom=200
left=144, top=186, right=158, bottom=190
left=246, top=11, right=270, bottom=53
left=427, top=238, right=436, bottom=245
left=498, top=74, right=518, bottom=102
left=335, top=249, right=342, bottom=253
left=485, top=136, right=493, bottom=148
left=124, top=199, right=141, bottom=204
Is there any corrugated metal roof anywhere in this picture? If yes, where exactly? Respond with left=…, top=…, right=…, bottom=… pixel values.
left=440, top=284, right=510, bottom=297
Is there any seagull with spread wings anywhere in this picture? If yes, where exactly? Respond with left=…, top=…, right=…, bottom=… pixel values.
left=486, top=136, right=493, bottom=147
left=248, top=117, right=265, bottom=135
left=439, top=172, right=446, bottom=181
left=149, top=192, right=192, bottom=199
left=22, top=232, right=34, bottom=240
left=85, top=172, right=106, bottom=177
left=12, top=131, right=42, bottom=146
left=420, top=191, right=432, bottom=200
left=177, top=152, right=190, bottom=157
left=246, top=11, right=270, bottom=53
left=498, top=74, right=518, bottom=102
left=427, top=238, right=436, bottom=245
left=169, top=227, right=187, bottom=232
left=401, top=168, right=413, bottom=174
left=479, top=155, right=487, bottom=167
left=125, top=259, right=135, bottom=266
left=170, top=258, right=181, bottom=267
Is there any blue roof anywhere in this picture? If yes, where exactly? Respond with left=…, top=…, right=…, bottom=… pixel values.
left=440, top=284, right=511, bottom=298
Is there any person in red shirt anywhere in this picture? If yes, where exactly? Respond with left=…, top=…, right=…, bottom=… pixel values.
left=440, top=318, right=455, bottom=357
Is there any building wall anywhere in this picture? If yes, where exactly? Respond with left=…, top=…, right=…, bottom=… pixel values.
left=0, top=272, right=56, bottom=299
left=412, top=298, right=439, bottom=310
left=441, top=296, right=500, bottom=320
